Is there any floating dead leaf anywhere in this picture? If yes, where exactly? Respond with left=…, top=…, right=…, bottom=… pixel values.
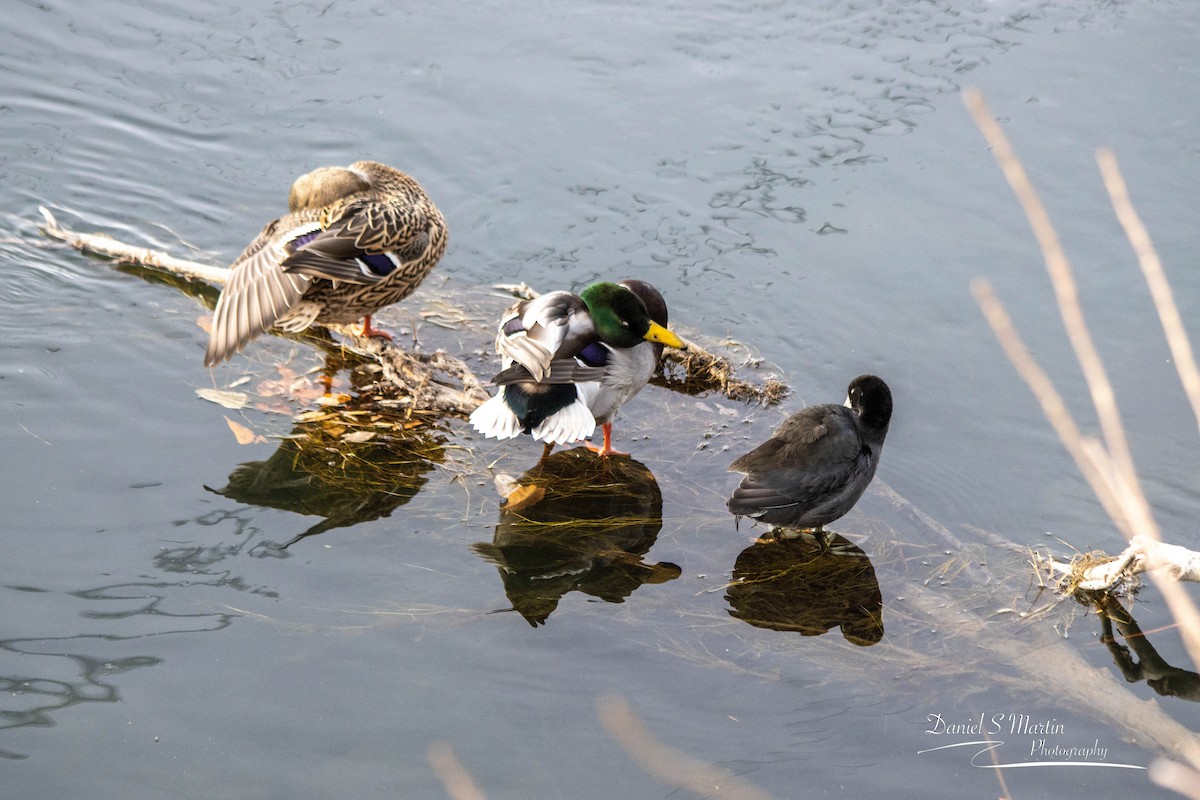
left=224, top=416, right=266, bottom=445
left=196, top=388, right=249, bottom=409
left=257, top=366, right=327, bottom=403
left=494, top=473, right=521, bottom=498
left=253, top=401, right=293, bottom=415
left=506, top=485, right=545, bottom=511
left=342, top=430, right=376, bottom=444
left=318, top=393, right=351, bottom=406
left=294, top=410, right=335, bottom=423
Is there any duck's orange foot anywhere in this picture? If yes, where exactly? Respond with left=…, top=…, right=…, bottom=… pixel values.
left=586, top=442, right=629, bottom=457
left=359, top=315, right=393, bottom=340
left=586, top=422, right=629, bottom=457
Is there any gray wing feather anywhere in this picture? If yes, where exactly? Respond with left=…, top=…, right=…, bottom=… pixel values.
left=495, top=292, right=594, bottom=381
left=205, top=224, right=314, bottom=366
left=491, top=359, right=607, bottom=386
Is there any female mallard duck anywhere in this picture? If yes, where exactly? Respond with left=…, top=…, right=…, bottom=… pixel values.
left=204, top=161, right=448, bottom=366
left=470, top=280, right=685, bottom=456
left=727, top=375, right=892, bottom=532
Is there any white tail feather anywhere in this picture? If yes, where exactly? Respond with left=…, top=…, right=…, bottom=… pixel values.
left=531, top=399, right=596, bottom=444
left=469, top=390, right=524, bottom=440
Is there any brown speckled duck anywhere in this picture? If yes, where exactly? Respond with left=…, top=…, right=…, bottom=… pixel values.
left=204, top=161, right=448, bottom=366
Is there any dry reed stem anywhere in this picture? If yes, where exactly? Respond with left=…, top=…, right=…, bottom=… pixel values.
left=597, top=695, right=774, bottom=800
left=971, top=280, right=1128, bottom=531
left=964, top=89, right=1200, bottom=707
left=1097, top=149, right=1200, bottom=434
left=963, top=90, right=1144, bottom=529
left=427, top=742, right=489, bottom=800
left=1150, top=760, right=1200, bottom=800
left=982, top=728, right=1014, bottom=800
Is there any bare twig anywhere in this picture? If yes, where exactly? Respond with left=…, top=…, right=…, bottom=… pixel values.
left=38, top=206, right=231, bottom=285
left=1042, top=539, right=1200, bottom=591
left=1097, top=150, right=1200, bottom=435
left=427, top=742, right=488, bottom=800
left=964, top=90, right=1145, bottom=529
left=1150, top=759, right=1200, bottom=800
left=964, top=88, right=1200, bottom=688
left=597, top=695, right=775, bottom=800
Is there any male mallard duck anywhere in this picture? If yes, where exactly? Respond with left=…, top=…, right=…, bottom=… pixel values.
left=204, top=161, right=448, bottom=366
left=470, top=280, right=685, bottom=456
left=727, top=375, right=892, bottom=532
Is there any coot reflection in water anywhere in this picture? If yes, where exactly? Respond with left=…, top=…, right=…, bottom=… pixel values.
left=725, top=533, right=883, bottom=646
left=472, top=447, right=681, bottom=626
left=209, top=421, right=446, bottom=548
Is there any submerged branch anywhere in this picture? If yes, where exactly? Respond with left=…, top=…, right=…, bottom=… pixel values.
left=38, top=206, right=231, bottom=285
left=38, top=206, right=787, bottom=415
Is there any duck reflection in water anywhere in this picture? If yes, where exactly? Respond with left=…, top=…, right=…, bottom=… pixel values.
left=209, top=421, right=445, bottom=548
left=472, top=447, right=681, bottom=626
left=725, top=532, right=883, bottom=645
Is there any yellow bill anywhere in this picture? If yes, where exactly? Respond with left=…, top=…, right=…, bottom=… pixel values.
left=643, top=321, right=685, bottom=349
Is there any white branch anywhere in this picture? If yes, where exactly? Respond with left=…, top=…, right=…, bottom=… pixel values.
left=1044, top=537, right=1200, bottom=592
left=39, top=206, right=232, bottom=285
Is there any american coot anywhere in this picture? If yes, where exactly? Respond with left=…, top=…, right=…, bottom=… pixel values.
left=727, top=374, right=892, bottom=531
left=205, top=161, right=448, bottom=366
left=470, top=280, right=684, bottom=456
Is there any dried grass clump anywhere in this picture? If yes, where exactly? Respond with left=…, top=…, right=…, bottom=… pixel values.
left=1052, top=549, right=1142, bottom=601
left=658, top=340, right=789, bottom=406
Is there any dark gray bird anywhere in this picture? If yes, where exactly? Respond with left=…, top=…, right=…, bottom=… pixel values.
left=727, top=375, right=892, bottom=532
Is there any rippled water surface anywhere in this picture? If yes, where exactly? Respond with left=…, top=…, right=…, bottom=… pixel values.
left=5, top=1, right=1200, bottom=797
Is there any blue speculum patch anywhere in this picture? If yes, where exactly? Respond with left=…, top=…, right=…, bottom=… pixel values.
left=577, top=342, right=609, bottom=367
left=357, top=253, right=397, bottom=276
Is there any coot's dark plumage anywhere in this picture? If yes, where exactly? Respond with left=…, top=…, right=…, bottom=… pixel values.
left=727, top=375, right=892, bottom=531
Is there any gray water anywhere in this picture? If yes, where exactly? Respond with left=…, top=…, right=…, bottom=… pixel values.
left=4, top=0, right=1200, bottom=797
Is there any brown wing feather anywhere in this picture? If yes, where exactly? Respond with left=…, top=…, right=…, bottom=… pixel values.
left=280, top=203, right=433, bottom=285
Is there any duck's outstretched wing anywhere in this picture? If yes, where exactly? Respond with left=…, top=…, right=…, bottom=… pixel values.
left=204, top=217, right=319, bottom=367
left=494, top=291, right=596, bottom=382
left=280, top=202, right=434, bottom=285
